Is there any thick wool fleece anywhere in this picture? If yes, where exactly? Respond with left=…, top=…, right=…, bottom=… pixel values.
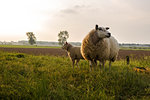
left=81, top=29, right=119, bottom=62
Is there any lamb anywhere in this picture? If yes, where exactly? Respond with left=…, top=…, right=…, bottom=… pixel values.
left=62, top=42, right=84, bottom=68
left=81, top=24, right=119, bottom=70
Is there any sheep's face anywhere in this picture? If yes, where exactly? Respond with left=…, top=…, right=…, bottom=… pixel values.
left=62, top=43, right=68, bottom=50
left=95, top=25, right=111, bottom=39
left=62, top=42, right=71, bottom=50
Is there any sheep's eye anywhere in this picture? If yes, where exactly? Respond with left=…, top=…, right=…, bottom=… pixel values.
left=106, top=27, right=109, bottom=30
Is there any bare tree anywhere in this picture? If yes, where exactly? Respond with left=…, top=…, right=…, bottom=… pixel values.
left=26, top=32, right=36, bottom=45
left=58, top=31, right=69, bottom=46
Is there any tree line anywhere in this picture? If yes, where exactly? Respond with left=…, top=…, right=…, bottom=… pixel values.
left=26, top=31, right=69, bottom=46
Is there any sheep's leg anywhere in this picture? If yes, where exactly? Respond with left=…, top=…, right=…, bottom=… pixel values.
left=89, top=60, right=97, bottom=71
left=102, top=61, right=105, bottom=71
left=99, top=61, right=102, bottom=69
left=90, top=60, right=97, bottom=70
left=89, top=61, right=92, bottom=70
left=94, top=60, right=97, bottom=66
left=93, top=60, right=97, bottom=71
left=89, top=60, right=93, bottom=71
left=109, top=61, right=112, bottom=71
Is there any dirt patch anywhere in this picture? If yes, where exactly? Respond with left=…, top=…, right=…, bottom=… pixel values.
left=118, top=50, right=150, bottom=59
left=0, top=47, right=150, bottom=59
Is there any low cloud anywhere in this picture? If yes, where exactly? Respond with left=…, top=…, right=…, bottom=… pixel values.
left=60, top=5, right=87, bottom=14
left=61, top=9, right=77, bottom=14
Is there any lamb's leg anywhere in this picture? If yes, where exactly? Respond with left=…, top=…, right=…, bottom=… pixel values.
left=72, top=59, right=75, bottom=68
left=76, top=59, right=80, bottom=68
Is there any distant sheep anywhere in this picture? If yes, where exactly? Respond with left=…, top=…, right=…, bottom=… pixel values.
left=62, top=42, right=84, bottom=68
left=81, top=25, right=119, bottom=70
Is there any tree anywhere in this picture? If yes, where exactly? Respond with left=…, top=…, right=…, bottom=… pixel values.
left=58, top=31, right=69, bottom=46
left=26, top=32, right=36, bottom=45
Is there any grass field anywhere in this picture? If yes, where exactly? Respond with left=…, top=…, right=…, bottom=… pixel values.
left=1, top=45, right=150, bottom=51
left=0, top=45, right=60, bottom=48
left=0, top=51, right=150, bottom=99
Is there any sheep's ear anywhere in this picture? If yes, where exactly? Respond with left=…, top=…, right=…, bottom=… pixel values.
left=95, top=24, right=98, bottom=30
left=106, top=27, right=109, bottom=30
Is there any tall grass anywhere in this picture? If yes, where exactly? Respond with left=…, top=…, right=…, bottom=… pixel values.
left=0, top=51, right=150, bottom=100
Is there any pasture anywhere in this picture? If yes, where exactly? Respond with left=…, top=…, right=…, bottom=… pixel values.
left=1, top=47, right=150, bottom=59
left=0, top=48, right=150, bottom=99
left=0, top=47, right=150, bottom=100
left=120, top=47, right=150, bottom=51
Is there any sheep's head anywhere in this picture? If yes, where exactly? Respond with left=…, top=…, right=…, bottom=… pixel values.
left=95, top=24, right=111, bottom=39
left=62, top=42, right=72, bottom=51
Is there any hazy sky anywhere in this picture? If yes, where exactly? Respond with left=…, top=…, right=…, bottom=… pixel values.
left=0, top=0, right=150, bottom=43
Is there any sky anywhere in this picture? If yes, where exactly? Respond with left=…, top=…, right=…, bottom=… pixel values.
left=0, top=0, right=150, bottom=44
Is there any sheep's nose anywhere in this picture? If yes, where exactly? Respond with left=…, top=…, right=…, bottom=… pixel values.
left=107, top=33, right=111, bottom=38
left=108, top=33, right=111, bottom=37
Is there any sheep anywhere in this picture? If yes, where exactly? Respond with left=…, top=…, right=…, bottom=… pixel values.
left=62, top=42, right=84, bottom=68
left=81, top=24, right=119, bottom=71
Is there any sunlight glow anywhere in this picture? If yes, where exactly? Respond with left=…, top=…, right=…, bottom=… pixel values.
left=0, top=0, right=61, bottom=41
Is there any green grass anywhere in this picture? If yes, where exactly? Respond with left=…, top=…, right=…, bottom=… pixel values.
left=0, top=51, right=150, bottom=100
left=0, top=45, right=60, bottom=48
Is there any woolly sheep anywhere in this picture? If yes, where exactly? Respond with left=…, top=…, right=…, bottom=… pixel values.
left=81, top=25, right=119, bottom=70
left=62, top=42, right=84, bottom=68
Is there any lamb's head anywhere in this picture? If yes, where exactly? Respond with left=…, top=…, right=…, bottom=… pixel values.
left=95, top=24, right=111, bottom=39
left=62, top=42, right=72, bottom=51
